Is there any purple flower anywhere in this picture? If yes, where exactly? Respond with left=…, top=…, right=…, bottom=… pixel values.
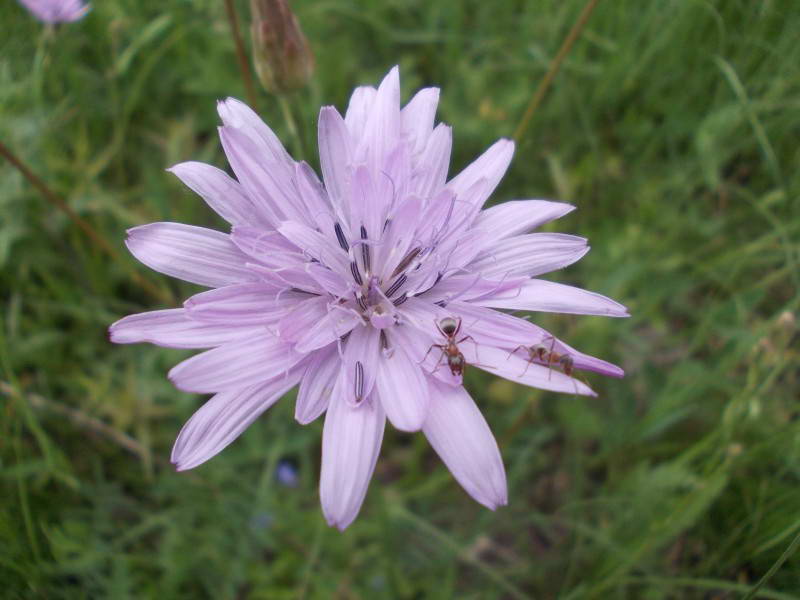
left=110, top=67, right=628, bottom=530
left=17, top=0, right=89, bottom=23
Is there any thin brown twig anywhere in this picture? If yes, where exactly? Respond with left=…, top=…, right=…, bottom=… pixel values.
left=0, top=140, right=171, bottom=304
left=1, top=381, right=149, bottom=460
left=512, top=0, right=600, bottom=143
left=224, top=0, right=259, bottom=110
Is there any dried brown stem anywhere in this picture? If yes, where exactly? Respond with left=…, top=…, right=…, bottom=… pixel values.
left=512, top=0, right=600, bottom=143
left=0, top=140, right=170, bottom=303
left=224, top=0, right=260, bottom=110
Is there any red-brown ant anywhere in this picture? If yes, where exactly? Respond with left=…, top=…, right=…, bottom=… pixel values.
left=509, top=336, right=575, bottom=379
left=422, top=316, right=476, bottom=377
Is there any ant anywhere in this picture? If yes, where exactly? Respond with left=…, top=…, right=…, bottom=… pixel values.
left=509, top=336, right=575, bottom=379
left=422, top=317, right=476, bottom=377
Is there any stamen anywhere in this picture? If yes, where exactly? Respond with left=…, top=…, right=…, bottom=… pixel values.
left=350, top=260, right=363, bottom=285
left=383, top=219, right=391, bottom=233
left=334, top=222, right=349, bottom=251
left=360, top=226, right=371, bottom=274
left=384, top=274, right=407, bottom=298
left=356, top=294, right=368, bottom=312
left=354, top=361, right=364, bottom=403
left=391, top=247, right=421, bottom=278
left=392, top=293, right=408, bottom=306
left=435, top=300, right=447, bottom=308
left=289, top=287, right=319, bottom=296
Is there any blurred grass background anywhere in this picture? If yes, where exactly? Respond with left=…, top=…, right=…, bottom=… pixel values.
left=1, top=0, right=799, bottom=597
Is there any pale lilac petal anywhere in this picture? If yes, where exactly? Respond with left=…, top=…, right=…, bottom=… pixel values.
left=469, top=233, right=589, bottom=278
left=375, top=341, right=429, bottom=431
left=446, top=139, right=514, bottom=209
left=342, top=325, right=381, bottom=405
left=295, top=347, right=338, bottom=424
left=344, top=86, right=377, bottom=140
left=109, top=309, right=251, bottom=348
left=294, top=161, right=337, bottom=234
left=294, top=307, right=361, bottom=353
left=464, top=344, right=596, bottom=396
left=473, top=200, right=575, bottom=239
left=171, top=371, right=302, bottom=471
left=304, top=263, right=350, bottom=297
left=278, top=221, right=349, bottom=274
left=277, top=296, right=329, bottom=342
left=402, top=87, right=440, bottom=155
left=412, top=123, right=452, bottom=199
left=418, top=274, right=527, bottom=305
left=230, top=226, right=303, bottom=267
left=125, top=223, right=254, bottom=287
left=168, top=332, right=302, bottom=393
left=167, top=162, right=264, bottom=227
left=217, top=97, right=293, bottom=166
left=183, top=283, right=300, bottom=325
left=219, top=126, right=306, bottom=226
left=478, top=279, right=630, bottom=317
left=444, top=301, right=623, bottom=377
left=19, top=0, right=89, bottom=23
left=320, top=378, right=385, bottom=530
left=423, top=379, right=507, bottom=509
left=318, top=106, right=352, bottom=222
left=356, top=66, right=401, bottom=169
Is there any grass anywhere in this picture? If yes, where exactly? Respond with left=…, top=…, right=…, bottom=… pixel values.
left=1, top=0, right=799, bottom=597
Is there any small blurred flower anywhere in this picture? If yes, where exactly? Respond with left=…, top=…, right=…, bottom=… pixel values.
left=110, top=67, right=628, bottom=530
left=276, top=459, right=299, bottom=487
left=18, top=0, right=89, bottom=23
left=249, top=0, right=314, bottom=94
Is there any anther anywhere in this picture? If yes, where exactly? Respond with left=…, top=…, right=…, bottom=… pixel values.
left=356, top=294, right=368, bottom=312
left=384, top=274, right=407, bottom=298
left=334, top=222, right=349, bottom=251
left=354, top=361, right=365, bottom=403
left=392, top=293, right=408, bottom=306
left=391, top=247, right=421, bottom=278
left=350, top=260, right=363, bottom=285
left=360, top=226, right=371, bottom=274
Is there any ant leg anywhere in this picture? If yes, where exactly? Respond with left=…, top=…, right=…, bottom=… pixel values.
left=421, top=343, right=445, bottom=364
left=429, top=348, right=447, bottom=374
left=457, top=334, right=480, bottom=363
left=506, top=345, right=527, bottom=361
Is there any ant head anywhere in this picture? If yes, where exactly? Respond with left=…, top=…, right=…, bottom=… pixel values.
left=438, top=316, right=459, bottom=337
left=559, top=354, right=574, bottom=375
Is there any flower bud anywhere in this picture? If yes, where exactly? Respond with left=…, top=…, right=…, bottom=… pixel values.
left=249, top=0, right=314, bottom=95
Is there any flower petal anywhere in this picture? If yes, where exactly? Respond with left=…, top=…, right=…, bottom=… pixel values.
left=295, top=346, right=338, bottom=424
left=219, top=126, right=306, bottom=226
left=320, top=377, right=385, bottom=530
left=375, top=339, right=429, bottom=431
left=478, top=279, right=630, bottom=317
left=318, top=106, right=352, bottom=223
left=217, top=97, right=293, bottom=166
left=171, top=371, right=302, bottom=471
left=294, top=306, right=361, bottom=353
left=356, top=66, right=401, bottom=169
left=168, top=332, right=302, bottom=393
left=183, top=283, right=301, bottom=325
left=109, top=309, right=251, bottom=348
left=473, top=199, right=575, bottom=239
left=413, top=123, right=451, bottom=199
left=402, top=87, right=440, bottom=156
left=342, top=325, right=381, bottom=405
left=446, top=138, right=514, bottom=210
left=126, top=222, right=254, bottom=287
left=423, top=379, right=507, bottom=509
left=344, top=85, right=377, bottom=140
left=167, top=161, right=264, bottom=227
left=469, top=233, right=589, bottom=278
